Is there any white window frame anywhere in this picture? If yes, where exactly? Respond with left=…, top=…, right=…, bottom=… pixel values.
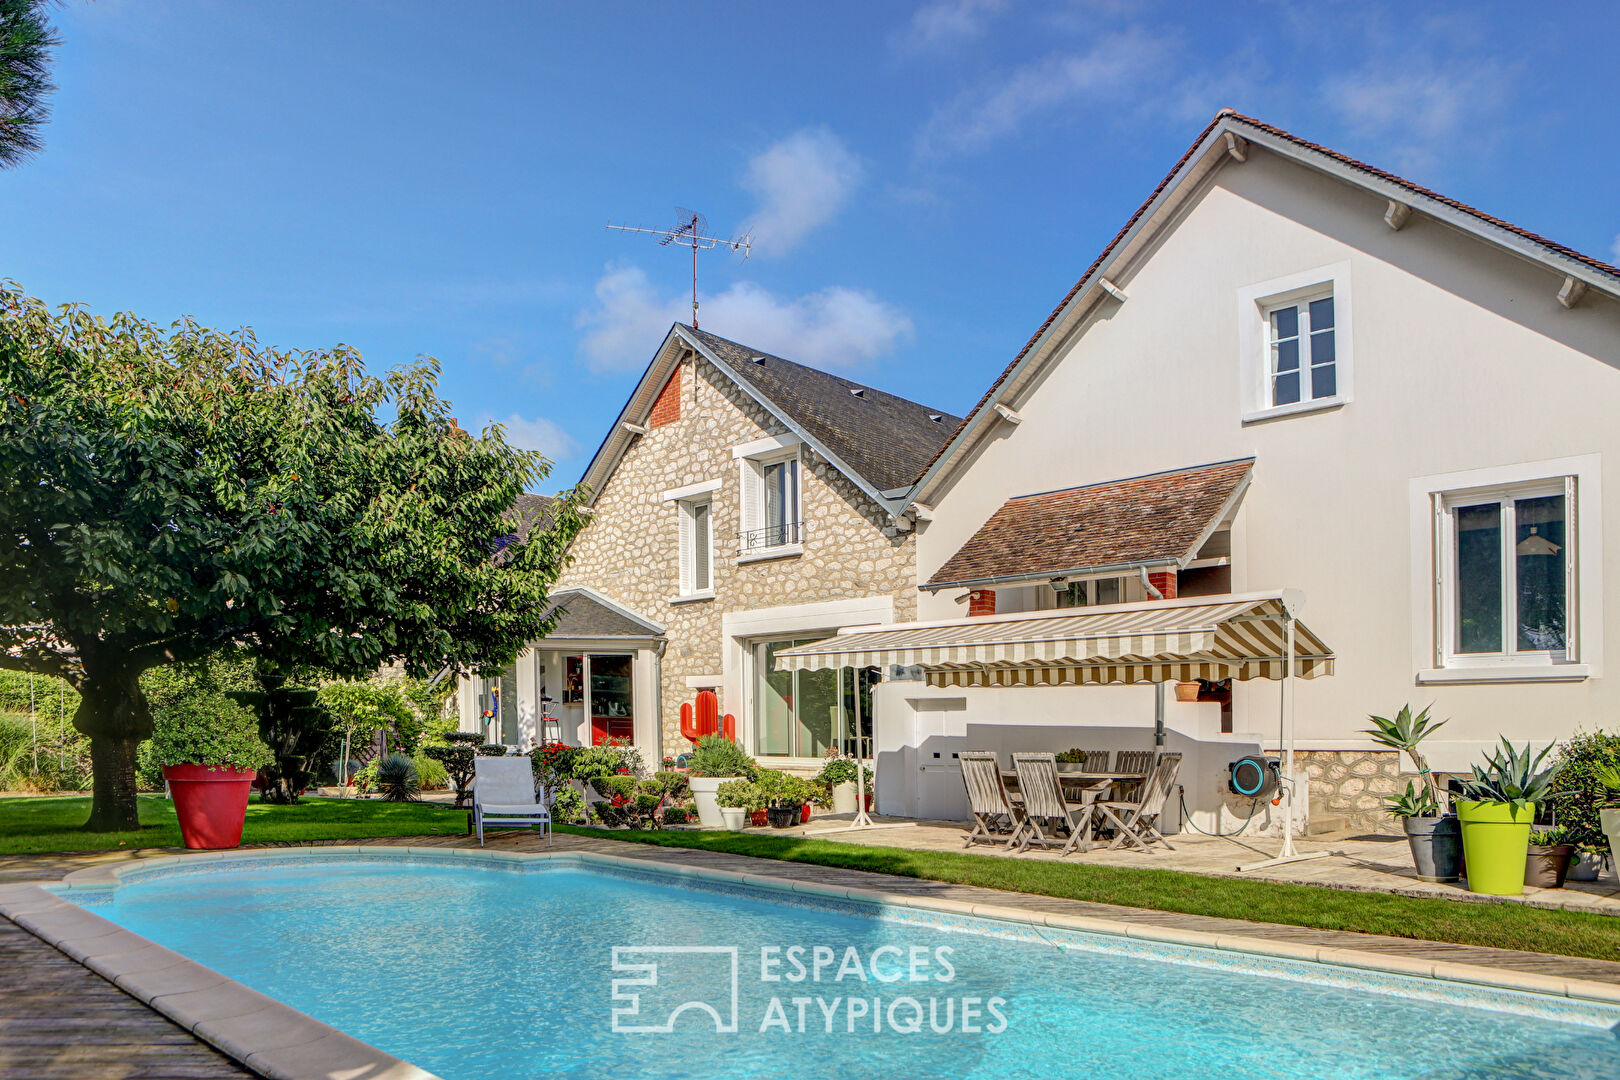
left=1410, top=455, right=1601, bottom=683
left=738, top=444, right=804, bottom=563
left=1237, top=262, right=1352, bottom=424
left=674, top=495, right=714, bottom=602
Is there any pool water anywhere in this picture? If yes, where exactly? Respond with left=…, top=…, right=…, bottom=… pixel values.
left=70, top=856, right=1620, bottom=1080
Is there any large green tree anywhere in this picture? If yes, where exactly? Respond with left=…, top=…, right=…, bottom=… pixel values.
left=0, top=0, right=59, bottom=168
left=0, top=283, right=584, bottom=830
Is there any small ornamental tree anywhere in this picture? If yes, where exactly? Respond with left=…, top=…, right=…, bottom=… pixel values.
left=0, top=284, right=585, bottom=830
left=227, top=664, right=334, bottom=804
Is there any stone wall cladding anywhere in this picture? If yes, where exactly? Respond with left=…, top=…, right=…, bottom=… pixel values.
left=555, top=356, right=918, bottom=755
left=1297, top=749, right=1405, bottom=834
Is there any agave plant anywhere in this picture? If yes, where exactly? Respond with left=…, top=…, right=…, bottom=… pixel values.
left=1383, top=780, right=1439, bottom=819
left=1457, top=738, right=1562, bottom=811
left=1363, top=705, right=1447, bottom=807
left=374, top=752, right=421, bottom=803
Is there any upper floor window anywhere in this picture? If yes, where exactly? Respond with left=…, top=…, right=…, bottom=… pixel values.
left=740, top=447, right=803, bottom=557
left=1238, top=263, right=1351, bottom=423
left=1266, top=294, right=1335, bottom=407
left=678, top=496, right=713, bottom=597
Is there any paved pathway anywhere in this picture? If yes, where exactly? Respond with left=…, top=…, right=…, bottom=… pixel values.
left=759, top=814, right=1620, bottom=915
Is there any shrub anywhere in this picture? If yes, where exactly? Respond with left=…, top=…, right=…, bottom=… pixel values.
left=754, top=768, right=815, bottom=809
left=374, top=752, right=421, bottom=802
left=569, top=741, right=642, bottom=781
left=551, top=785, right=584, bottom=824
left=0, top=713, right=93, bottom=793
left=1550, top=730, right=1620, bottom=851
left=688, top=734, right=755, bottom=779
left=411, top=749, right=449, bottom=790
left=424, top=740, right=478, bottom=807
left=478, top=743, right=508, bottom=757
left=663, top=806, right=689, bottom=825
left=591, top=774, right=637, bottom=802
left=815, top=756, right=858, bottom=787
left=715, top=779, right=765, bottom=811
left=650, top=770, right=689, bottom=801
left=149, top=690, right=274, bottom=772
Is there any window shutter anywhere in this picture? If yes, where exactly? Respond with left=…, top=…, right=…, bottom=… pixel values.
left=694, top=501, right=711, bottom=591
left=739, top=458, right=763, bottom=540
left=1564, top=474, right=1579, bottom=662
left=678, top=502, right=694, bottom=596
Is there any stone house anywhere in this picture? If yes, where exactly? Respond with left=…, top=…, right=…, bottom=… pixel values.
left=458, top=323, right=960, bottom=772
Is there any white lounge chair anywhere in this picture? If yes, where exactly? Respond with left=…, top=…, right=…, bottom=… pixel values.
left=473, top=756, right=550, bottom=846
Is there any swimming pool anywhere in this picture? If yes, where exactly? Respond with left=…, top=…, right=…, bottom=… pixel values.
left=62, top=852, right=1620, bottom=1080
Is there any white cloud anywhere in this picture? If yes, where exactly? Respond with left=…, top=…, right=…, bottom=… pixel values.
left=476, top=412, right=577, bottom=462
left=914, top=29, right=1172, bottom=158
left=741, top=127, right=863, bottom=257
left=577, top=265, right=913, bottom=374
left=1323, top=30, right=1514, bottom=177
left=900, top=0, right=1009, bottom=51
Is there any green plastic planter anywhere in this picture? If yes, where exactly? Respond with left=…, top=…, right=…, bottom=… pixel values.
left=1455, top=799, right=1535, bottom=896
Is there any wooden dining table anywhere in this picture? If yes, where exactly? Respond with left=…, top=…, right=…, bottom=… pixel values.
left=1000, top=769, right=1148, bottom=851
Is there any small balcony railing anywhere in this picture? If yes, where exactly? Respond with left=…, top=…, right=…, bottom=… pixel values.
left=738, top=521, right=805, bottom=554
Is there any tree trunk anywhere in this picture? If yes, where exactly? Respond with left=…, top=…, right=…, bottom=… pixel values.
left=86, top=734, right=144, bottom=831
left=74, top=667, right=153, bottom=832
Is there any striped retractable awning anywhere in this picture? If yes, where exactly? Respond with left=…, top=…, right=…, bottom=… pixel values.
left=772, top=593, right=1333, bottom=688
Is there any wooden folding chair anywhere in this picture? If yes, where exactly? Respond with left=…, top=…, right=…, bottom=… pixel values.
left=959, top=751, right=1026, bottom=849
left=1076, top=749, right=1112, bottom=773
left=1113, top=749, right=1155, bottom=802
left=1012, top=753, right=1094, bottom=855
left=1094, top=753, right=1182, bottom=851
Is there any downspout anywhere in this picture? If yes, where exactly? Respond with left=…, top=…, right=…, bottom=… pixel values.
left=653, top=639, right=667, bottom=763
left=1139, top=567, right=1167, bottom=749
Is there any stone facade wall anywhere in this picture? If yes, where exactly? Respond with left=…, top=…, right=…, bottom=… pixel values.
left=554, top=354, right=918, bottom=755
left=1297, top=749, right=1405, bottom=834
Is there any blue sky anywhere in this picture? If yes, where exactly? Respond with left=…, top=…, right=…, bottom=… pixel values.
left=5, top=1, right=1618, bottom=489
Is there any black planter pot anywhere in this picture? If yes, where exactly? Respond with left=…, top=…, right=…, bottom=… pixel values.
left=766, top=804, right=799, bottom=829
left=1403, top=814, right=1462, bottom=883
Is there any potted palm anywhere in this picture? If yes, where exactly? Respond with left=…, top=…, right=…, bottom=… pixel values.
left=1525, top=827, right=1573, bottom=889
left=151, top=690, right=275, bottom=850
left=1364, top=706, right=1459, bottom=881
left=686, top=734, right=756, bottom=828
left=1455, top=739, right=1562, bottom=896
left=715, top=779, right=763, bottom=831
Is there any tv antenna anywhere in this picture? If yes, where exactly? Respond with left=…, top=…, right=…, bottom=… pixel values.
left=606, top=208, right=750, bottom=330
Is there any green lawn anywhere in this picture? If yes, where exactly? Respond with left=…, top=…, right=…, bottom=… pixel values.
left=0, top=794, right=467, bottom=855
left=555, top=825, right=1620, bottom=964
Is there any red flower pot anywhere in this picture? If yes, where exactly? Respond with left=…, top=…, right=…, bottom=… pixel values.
left=749, top=809, right=769, bottom=827
left=800, top=802, right=812, bottom=824
left=163, top=764, right=257, bottom=850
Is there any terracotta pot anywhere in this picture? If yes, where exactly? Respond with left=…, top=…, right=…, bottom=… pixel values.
left=1174, top=682, right=1200, bottom=702
left=749, top=809, right=769, bottom=827
left=163, top=764, right=256, bottom=850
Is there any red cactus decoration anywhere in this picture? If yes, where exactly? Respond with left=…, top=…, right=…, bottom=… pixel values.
left=680, top=689, right=736, bottom=745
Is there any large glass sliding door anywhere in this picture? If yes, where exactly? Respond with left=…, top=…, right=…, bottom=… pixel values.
left=753, top=637, right=876, bottom=759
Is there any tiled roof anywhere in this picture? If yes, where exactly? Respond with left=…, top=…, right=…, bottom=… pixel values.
left=506, top=493, right=555, bottom=543
left=545, top=589, right=663, bottom=639
left=924, top=459, right=1254, bottom=590
left=914, top=110, right=1620, bottom=487
left=684, top=327, right=962, bottom=494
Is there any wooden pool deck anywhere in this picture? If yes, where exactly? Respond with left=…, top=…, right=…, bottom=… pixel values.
left=3, top=829, right=1619, bottom=1078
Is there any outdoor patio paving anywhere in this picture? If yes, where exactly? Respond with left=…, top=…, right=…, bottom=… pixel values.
left=764, top=814, right=1620, bottom=915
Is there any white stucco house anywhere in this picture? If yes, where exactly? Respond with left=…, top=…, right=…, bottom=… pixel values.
left=783, top=110, right=1620, bottom=835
